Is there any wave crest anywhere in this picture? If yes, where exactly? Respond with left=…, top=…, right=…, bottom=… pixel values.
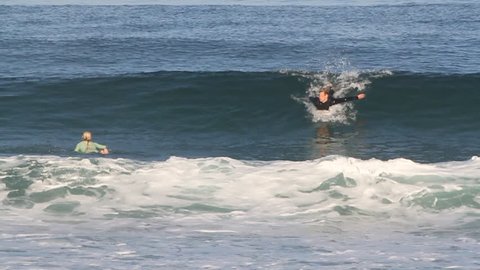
left=2, top=155, right=479, bottom=226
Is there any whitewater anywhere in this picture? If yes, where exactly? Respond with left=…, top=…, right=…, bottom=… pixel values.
left=2, top=155, right=480, bottom=268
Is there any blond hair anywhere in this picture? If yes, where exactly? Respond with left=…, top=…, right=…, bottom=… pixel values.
left=82, top=131, right=92, bottom=141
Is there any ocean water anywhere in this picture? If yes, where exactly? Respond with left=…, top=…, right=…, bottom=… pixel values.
left=1, top=2, right=480, bottom=269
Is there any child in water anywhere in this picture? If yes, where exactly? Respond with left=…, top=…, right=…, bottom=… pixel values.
left=74, top=131, right=109, bottom=155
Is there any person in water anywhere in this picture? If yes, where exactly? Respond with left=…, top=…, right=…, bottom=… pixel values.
left=309, top=85, right=366, bottom=110
left=74, top=131, right=109, bottom=155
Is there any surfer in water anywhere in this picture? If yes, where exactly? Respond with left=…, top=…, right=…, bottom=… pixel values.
left=309, top=84, right=366, bottom=110
left=74, top=131, right=109, bottom=155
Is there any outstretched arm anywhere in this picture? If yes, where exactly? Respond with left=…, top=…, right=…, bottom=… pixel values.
left=331, top=93, right=365, bottom=106
left=94, top=143, right=109, bottom=155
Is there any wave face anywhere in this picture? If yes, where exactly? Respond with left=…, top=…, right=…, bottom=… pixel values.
left=1, top=71, right=479, bottom=162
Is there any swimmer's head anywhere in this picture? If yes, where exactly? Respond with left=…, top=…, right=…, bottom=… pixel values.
left=82, top=131, right=92, bottom=141
left=319, top=84, right=333, bottom=101
left=320, top=83, right=333, bottom=93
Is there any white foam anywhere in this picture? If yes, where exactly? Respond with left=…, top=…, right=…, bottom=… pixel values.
left=291, top=68, right=391, bottom=123
left=1, top=155, right=479, bottom=229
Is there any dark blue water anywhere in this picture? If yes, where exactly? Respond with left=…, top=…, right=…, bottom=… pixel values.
left=1, top=3, right=479, bottom=162
left=1, top=71, right=479, bottom=162
left=1, top=3, right=479, bottom=77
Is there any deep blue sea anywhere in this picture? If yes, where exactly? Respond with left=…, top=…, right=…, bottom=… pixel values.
left=1, top=1, right=480, bottom=269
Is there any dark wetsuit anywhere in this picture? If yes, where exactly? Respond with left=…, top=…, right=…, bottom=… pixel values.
left=309, top=95, right=359, bottom=110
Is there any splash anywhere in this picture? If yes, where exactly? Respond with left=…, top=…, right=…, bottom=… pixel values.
left=291, top=66, right=390, bottom=123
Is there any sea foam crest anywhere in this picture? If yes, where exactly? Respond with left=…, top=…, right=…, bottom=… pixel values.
left=1, top=155, right=479, bottom=226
